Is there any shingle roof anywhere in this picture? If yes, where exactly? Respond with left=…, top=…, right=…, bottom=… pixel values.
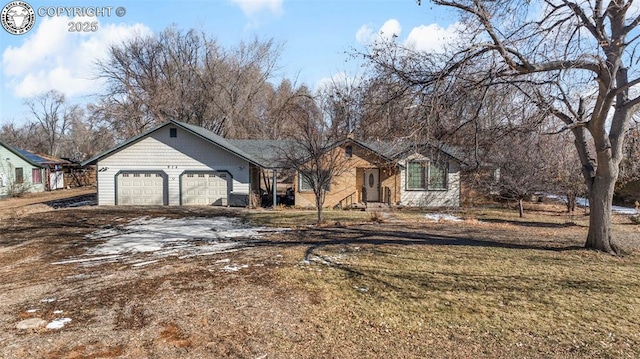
left=83, top=120, right=277, bottom=168
left=227, top=139, right=295, bottom=168
left=362, top=139, right=465, bottom=163
left=81, top=119, right=464, bottom=168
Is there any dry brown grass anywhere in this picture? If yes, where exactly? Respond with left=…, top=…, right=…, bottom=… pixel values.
left=0, top=200, right=638, bottom=358
left=273, top=227, right=640, bottom=358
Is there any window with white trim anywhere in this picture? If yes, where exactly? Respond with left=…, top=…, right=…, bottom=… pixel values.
left=406, top=160, right=447, bottom=190
left=406, top=161, right=426, bottom=190
left=428, top=162, right=447, bottom=190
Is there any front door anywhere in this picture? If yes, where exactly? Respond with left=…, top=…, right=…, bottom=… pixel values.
left=364, top=168, right=380, bottom=202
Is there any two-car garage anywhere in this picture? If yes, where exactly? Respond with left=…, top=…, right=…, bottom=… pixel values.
left=116, top=171, right=230, bottom=206
left=86, top=120, right=261, bottom=206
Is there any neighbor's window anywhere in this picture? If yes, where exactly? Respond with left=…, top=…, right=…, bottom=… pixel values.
left=345, top=145, right=353, bottom=158
left=406, top=161, right=448, bottom=190
left=32, top=168, right=42, bottom=184
left=15, top=167, right=24, bottom=184
left=428, top=162, right=447, bottom=190
left=170, top=128, right=177, bottom=137
left=407, top=161, right=426, bottom=189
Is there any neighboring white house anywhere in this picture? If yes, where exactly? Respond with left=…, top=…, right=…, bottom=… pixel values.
left=0, top=140, right=71, bottom=197
left=0, top=139, right=46, bottom=197
left=83, top=120, right=268, bottom=206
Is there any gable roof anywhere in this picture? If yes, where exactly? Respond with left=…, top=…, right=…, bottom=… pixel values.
left=80, top=118, right=464, bottom=169
left=362, top=139, right=465, bottom=163
left=0, top=139, right=46, bottom=168
left=82, top=120, right=270, bottom=167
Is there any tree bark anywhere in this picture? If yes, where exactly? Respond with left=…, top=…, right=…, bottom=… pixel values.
left=518, top=198, right=524, bottom=218
left=585, top=169, right=620, bottom=254
left=566, top=192, right=576, bottom=212
left=315, top=193, right=323, bottom=224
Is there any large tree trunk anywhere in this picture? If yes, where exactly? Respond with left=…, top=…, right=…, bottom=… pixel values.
left=585, top=170, right=620, bottom=254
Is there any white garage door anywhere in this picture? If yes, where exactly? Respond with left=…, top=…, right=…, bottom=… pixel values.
left=181, top=172, right=229, bottom=206
left=117, top=172, right=165, bottom=205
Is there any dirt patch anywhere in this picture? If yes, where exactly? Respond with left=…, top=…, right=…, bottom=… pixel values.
left=0, top=187, right=96, bottom=220
left=0, top=206, right=306, bottom=358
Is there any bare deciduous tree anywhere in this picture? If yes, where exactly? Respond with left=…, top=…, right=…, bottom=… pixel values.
left=436, top=0, right=640, bottom=254
left=95, top=26, right=282, bottom=139
left=24, top=90, right=73, bottom=157
left=368, top=0, right=640, bottom=254
left=280, top=93, right=350, bottom=223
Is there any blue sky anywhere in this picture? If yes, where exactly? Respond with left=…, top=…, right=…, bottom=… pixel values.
left=0, top=0, right=460, bottom=125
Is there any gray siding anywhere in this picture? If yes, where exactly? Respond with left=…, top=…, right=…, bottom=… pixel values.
left=0, top=145, right=45, bottom=197
left=97, top=126, right=250, bottom=205
left=399, top=154, right=461, bottom=208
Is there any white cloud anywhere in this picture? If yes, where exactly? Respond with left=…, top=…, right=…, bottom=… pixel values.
left=2, top=16, right=152, bottom=99
left=379, top=19, right=401, bottom=41
left=355, top=18, right=402, bottom=45
left=230, top=0, right=284, bottom=16
left=314, top=71, right=364, bottom=95
left=404, top=22, right=461, bottom=52
left=355, top=18, right=461, bottom=53
left=355, top=24, right=374, bottom=44
left=315, top=71, right=349, bottom=93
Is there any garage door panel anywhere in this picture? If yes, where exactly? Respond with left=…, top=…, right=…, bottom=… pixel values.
left=117, top=172, right=165, bottom=205
left=181, top=172, right=228, bottom=206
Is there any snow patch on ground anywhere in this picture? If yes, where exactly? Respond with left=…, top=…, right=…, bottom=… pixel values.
left=46, top=318, right=71, bottom=329
left=547, top=195, right=638, bottom=215
left=54, top=217, right=285, bottom=267
left=574, top=198, right=638, bottom=215
left=221, top=264, right=249, bottom=272
left=424, top=213, right=463, bottom=222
